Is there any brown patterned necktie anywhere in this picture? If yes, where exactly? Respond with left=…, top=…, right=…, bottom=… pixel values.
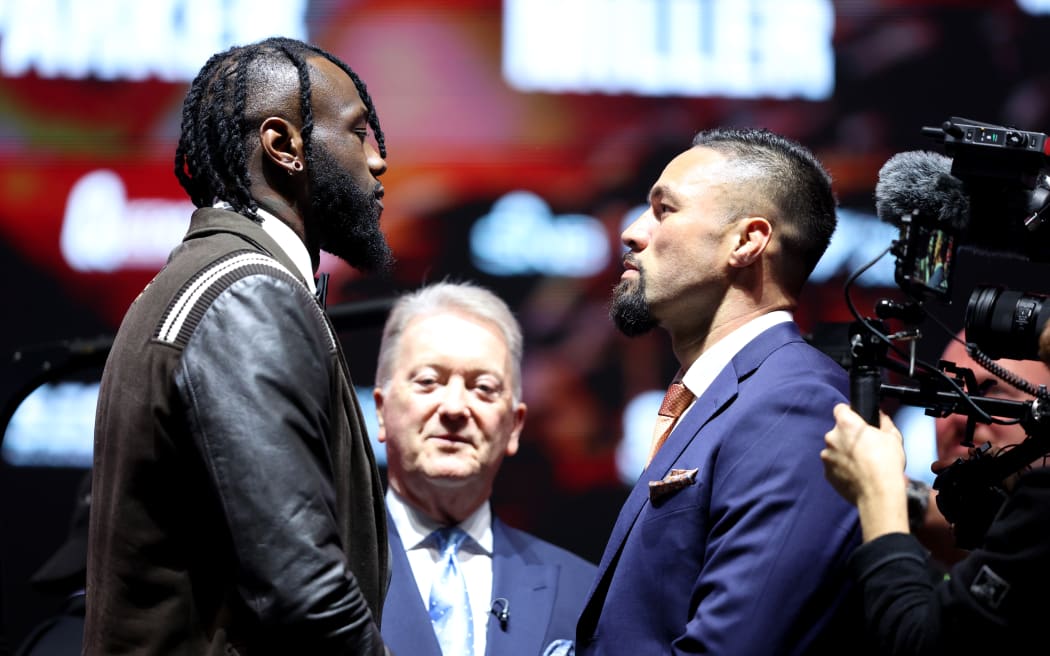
left=647, top=380, right=695, bottom=466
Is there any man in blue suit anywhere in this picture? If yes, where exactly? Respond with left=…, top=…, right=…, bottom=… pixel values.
left=576, top=128, right=863, bottom=655
left=374, top=281, right=596, bottom=656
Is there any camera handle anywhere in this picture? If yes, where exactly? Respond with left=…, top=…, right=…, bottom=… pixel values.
left=849, top=320, right=888, bottom=426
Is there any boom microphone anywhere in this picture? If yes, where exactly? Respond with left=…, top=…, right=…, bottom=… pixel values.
left=874, top=150, right=971, bottom=231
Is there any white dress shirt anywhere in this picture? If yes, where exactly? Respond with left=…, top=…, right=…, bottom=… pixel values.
left=213, top=201, right=316, bottom=294
left=386, top=488, right=494, bottom=656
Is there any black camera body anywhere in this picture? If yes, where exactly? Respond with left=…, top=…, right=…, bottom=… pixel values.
left=934, top=117, right=1050, bottom=180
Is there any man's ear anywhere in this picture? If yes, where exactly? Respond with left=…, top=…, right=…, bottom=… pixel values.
left=728, top=217, right=772, bottom=268
left=505, top=402, right=526, bottom=457
left=258, top=116, right=305, bottom=176
left=373, top=387, right=387, bottom=443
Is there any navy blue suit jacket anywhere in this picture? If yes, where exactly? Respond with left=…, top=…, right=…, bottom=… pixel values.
left=576, top=322, right=862, bottom=655
left=382, top=511, right=596, bottom=656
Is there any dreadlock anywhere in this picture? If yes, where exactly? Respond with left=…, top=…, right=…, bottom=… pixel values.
left=174, top=37, right=386, bottom=218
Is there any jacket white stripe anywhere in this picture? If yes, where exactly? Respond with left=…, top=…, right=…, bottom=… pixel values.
left=157, top=253, right=296, bottom=344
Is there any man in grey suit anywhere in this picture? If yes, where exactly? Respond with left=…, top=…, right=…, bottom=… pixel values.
left=374, top=281, right=596, bottom=656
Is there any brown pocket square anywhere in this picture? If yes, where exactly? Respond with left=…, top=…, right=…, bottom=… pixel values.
left=648, top=467, right=699, bottom=502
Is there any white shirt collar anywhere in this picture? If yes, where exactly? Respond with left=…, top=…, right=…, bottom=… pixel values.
left=681, top=310, right=794, bottom=402
left=212, top=201, right=316, bottom=293
left=385, top=487, right=494, bottom=555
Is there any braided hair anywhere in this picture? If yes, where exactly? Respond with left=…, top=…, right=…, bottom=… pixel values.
left=174, top=37, right=386, bottom=218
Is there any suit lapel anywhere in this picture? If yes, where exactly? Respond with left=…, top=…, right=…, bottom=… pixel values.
left=579, top=322, right=801, bottom=632
left=584, top=363, right=737, bottom=588
left=486, top=519, right=557, bottom=656
left=383, top=517, right=444, bottom=656
left=648, top=322, right=801, bottom=479
left=645, top=366, right=737, bottom=478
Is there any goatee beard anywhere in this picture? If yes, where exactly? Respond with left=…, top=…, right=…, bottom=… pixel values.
left=307, top=144, right=395, bottom=274
left=610, top=277, right=658, bottom=336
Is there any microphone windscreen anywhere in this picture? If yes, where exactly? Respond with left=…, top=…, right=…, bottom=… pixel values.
left=875, top=150, right=970, bottom=231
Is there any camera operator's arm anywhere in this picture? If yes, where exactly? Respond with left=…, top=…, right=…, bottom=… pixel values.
left=821, top=403, right=910, bottom=542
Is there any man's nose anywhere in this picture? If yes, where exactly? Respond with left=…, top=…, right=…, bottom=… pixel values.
left=621, top=210, right=651, bottom=251
left=366, top=142, right=387, bottom=178
left=439, top=379, right=469, bottom=418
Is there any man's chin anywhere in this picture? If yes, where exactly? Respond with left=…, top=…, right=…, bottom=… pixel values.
left=612, top=278, right=637, bottom=296
left=610, top=294, right=658, bottom=336
left=331, top=252, right=395, bottom=275
left=425, top=467, right=478, bottom=487
left=322, top=238, right=395, bottom=274
left=933, top=447, right=970, bottom=472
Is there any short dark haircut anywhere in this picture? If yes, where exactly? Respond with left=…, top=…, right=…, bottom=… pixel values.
left=174, top=36, right=385, bottom=217
left=692, top=127, right=836, bottom=291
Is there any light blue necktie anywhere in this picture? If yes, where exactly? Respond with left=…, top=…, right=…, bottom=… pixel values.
left=429, top=527, right=474, bottom=656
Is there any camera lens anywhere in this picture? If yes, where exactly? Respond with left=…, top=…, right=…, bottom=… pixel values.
left=965, top=285, right=1050, bottom=361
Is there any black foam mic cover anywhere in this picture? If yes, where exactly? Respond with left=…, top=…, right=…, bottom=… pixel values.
left=875, top=150, right=970, bottom=231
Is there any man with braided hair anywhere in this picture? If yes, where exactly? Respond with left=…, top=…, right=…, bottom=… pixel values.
left=86, top=37, right=393, bottom=654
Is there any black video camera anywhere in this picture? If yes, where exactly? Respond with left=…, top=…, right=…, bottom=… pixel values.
left=844, top=117, right=1050, bottom=548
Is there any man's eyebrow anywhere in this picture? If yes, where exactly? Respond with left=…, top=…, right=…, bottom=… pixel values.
left=648, top=184, right=682, bottom=205
left=341, top=102, right=367, bottom=123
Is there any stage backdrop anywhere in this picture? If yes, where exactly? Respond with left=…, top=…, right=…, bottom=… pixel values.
left=5, top=0, right=1050, bottom=647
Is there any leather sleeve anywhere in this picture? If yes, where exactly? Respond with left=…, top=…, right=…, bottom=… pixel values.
left=175, top=272, right=386, bottom=654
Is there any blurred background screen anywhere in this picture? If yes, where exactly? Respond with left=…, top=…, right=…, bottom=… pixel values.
left=5, top=0, right=1050, bottom=647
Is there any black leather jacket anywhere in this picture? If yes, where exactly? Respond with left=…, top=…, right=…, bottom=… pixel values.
left=86, top=208, right=389, bottom=655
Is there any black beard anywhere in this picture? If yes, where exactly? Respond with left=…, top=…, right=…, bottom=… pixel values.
left=306, top=143, right=394, bottom=274
left=610, top=277, right=658, bottom=336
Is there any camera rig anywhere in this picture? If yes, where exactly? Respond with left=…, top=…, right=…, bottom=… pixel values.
left=846, top=116, right=1050, bottom=548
